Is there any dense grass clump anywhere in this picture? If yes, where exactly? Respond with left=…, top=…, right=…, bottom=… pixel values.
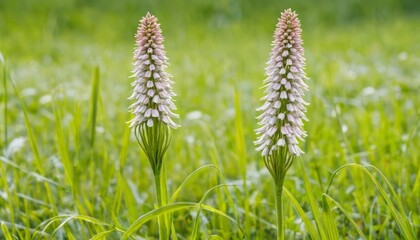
left=1, top=0, right=420, bottom=239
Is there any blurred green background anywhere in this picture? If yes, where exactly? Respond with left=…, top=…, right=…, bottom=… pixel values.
left=1, top=0, right=420, bottom=238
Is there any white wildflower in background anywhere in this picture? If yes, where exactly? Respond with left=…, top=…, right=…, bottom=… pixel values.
left=255, top=8, right=309, bottom=157
left=129, top=12, right=178, bottom=129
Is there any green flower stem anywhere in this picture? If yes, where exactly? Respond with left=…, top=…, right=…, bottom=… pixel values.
left=275, top=178, right=285, bottom=240
left=160, top=164, right=172, bottom=237
left=154, top=169, right=169, bottom=240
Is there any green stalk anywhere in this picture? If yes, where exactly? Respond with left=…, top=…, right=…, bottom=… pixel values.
left=275, top=176, right=285, bottom=240
left=2, top=62, right=7, bottom=147
left=160, top=164, right=174, bottom=238
left=135, top=122, right=173, bottom=239
left=154, top=170, right=169, bottom=240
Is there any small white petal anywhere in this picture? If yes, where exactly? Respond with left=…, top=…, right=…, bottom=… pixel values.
left=153, top=72, right=160, bottom=79
left=282, top=50, right=289, bottom=57
left=279, top=68, right=286, bottom=74
left=152, top=109, right=159, bottom=117
left=281, top=78, right=287, bottom=84
left=290, top=66, right=298, bottom=73
left=278, top=113, right=285, bottom=120
left=288, top=93, right=296, bottom=102
left=139, top=105, right=147, bottom=113
left=268, top=127, right=277, bottom=136
left=285, top=124, right=294, bottom=134
left=267, top=108, right=277, bottom=115
left=289, top=136, right=298, bottom=144
left=280, top=91, right=288, bottom=99
left=147, top=89, right=155, bottom=97
left=138, top=95, right=146, bottom=103
left=145, top=71, right=151, bottom=77
left=287, top=114, right=295, bottom=122
left=147, top=81, right=154, bottom=88
left=269, top=117, right=277, bottom=125
left=262, top=148, right=269, bottom=156
left=277, top=138, right=286, bottom=146
left=147, top=118, right=154, bottom=127
left=288, top=144, right=297, bottom=155
left=145, top=108, right=152, bottom=117
left=273, top=101, right=281, bottom=109
left=158, top=104, right=166, bottom=112
left=153, top=95, right=160, bottom=103
left=142, top=96, right=149, bottom=104
left=155, top=81, right=163, bottom=89
left=256, top=142, right=268, bottom=151
left=257, top=102, right=271, bottom=111
left=281, top=126, right=288, bottom=134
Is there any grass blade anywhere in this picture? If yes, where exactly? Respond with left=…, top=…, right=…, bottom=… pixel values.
left=200, top=122, right=239, bottom=220
left=89, top=229, right=115, bottom=240
left=53, top=100, right=74, bottom=187
left=0, top=156, right=62, bottom=187
left=122, top=202, right=244, bottom=240
left=122, top=202, right=196, bottom=239
left=88, top=66, right=100, bottom=148
left=169, top=164, right=218, bottom=204
left=233, top=88, right=250, bottom=234
left=190, top=184, right=240, bottom=239
left=35, top=214, right=125, bottom=239
left=323, top=194, right=367, bottom=240
left=1, top=222, right=13, bottom=240
left=10, top=79, right=57, bottom=214
left=297, top=158, right=328, bottom=239
left=326, top=163, right=416, bottom=239
left=320, top=194, right=340, bottom=239
left=283, top=187, right=320, bottom=240
left=2, top=59, right=7, bottom=148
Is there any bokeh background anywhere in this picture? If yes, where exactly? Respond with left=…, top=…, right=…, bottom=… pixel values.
left=1, top=0, right=420, bottom=238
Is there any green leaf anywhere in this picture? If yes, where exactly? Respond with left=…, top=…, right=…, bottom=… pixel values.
left=297, top=158, right=329, bottom=239
left=283, top=187, right=320, bottom=240
left=89, top=229, right=115, bottom=240
left=1, top=222, right=13, bottom=240
left=122, top=202, right=244, bottom=239
left=323, top=194, right=367, bottom=240
left=88, top=66, right=100, bottom=148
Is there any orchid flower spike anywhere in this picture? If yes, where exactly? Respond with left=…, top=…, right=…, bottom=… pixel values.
left=255, top=9, right=309, bottom=159
left=129, top=12, right=178, bottom=129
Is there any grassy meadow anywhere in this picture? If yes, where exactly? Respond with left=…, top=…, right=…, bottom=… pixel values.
left=1, top=0, right=420, bottom=239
